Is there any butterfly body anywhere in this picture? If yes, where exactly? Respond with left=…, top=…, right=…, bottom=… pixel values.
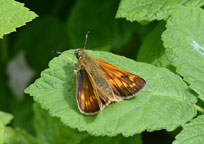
left=74, top=48, right=146, bottom=115
left=75, top=49, right=116, bottom=100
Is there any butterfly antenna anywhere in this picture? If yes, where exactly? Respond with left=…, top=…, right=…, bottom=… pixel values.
left=83, top=31, right=90, bottom=49
left=51, top=50, right=62, bottom=54
left=52, top=50, right=75, bottom=55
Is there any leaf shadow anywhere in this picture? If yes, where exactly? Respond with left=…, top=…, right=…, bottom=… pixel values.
left=83, top=114, right=97, bottom=123
left=61, top=62, right=79, bottom=114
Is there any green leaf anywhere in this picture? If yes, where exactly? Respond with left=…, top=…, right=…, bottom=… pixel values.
left=137, top=21, right=170, bottom=67
left=80, top=134, right=142, bottom=144
left=4, top=127, right=38, bottom=144
left=162, top=6, right=204, bottom=101
left=67, top=0, right=133, bottom=50
left=0, top=0, right=38, bottom=38
left=33, top=103, right=88, bottom=144
left=13, top=16, right=69, bottom=72
left=173, top=115, right=204, bottom=144
left=0, top=121, right=4, bottom=144
left=116, top=0, right=204, bottom=22
left=25, top=50, right=197, bottom=136
left=0, top=111, right=13, bottom=126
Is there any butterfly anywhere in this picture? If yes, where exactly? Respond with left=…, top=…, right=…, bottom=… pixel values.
left=72, top=32, right=146, bottom=115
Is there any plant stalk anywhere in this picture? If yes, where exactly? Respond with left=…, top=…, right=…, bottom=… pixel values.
left=194, top=104, right=204, bottom=114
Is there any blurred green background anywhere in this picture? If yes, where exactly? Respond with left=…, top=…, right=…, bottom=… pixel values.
left=0, top=0, right=177, bottom=143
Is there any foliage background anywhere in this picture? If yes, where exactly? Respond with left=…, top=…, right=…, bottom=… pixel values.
left=0, top=0, right=204, bottom=144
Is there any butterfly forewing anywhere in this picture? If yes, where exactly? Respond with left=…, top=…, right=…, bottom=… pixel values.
left=95, top=58, right=146, bottom=99
left=76, top=69, right=100, bottom=114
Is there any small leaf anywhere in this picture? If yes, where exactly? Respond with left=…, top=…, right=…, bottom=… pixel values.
left=0, top=121, right=4, bottom=144
left=4, top=127, right=37, bottom=144
left=0, top=111, right=13, bottom=126
left=67, top=0, right=133, bottom=50
left=162, top=6, right=204, bottom=101
left=116, top=0, right=204, bottom=22
left=173, top=115, right=204, bottom=144
left=137, top=21, right=170, bottom=67
left=0, top=0, right=38, bottom=38
left=25, top=50, right=197, bottom=136
left=33, top=103, right=88, bottom=144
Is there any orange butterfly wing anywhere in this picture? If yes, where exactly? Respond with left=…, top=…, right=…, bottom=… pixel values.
left=94, top=58, right=146, bottom=100
left=76, top=69, right=101, bottom=115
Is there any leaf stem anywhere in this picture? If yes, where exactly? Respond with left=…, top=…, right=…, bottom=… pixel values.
left=194, top=104, right=204, bottom=114
left=0, top=36, right=8, bottom=62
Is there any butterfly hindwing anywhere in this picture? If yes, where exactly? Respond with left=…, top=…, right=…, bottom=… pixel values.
left=76, top=69, right=100, bottom=115
left=97, top=90, right=111, bottom=109
left=94, top=58, right=146, bottom=100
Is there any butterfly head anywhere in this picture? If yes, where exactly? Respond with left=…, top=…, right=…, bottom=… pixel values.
left=75, top=48, right=85, bottom=59
left=75, top=31, right=90, bottom=59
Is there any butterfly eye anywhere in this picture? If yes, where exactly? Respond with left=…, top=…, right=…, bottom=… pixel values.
left=77, top=54, right=81, bottom=59
left=75, top=52, right=81, bottom=59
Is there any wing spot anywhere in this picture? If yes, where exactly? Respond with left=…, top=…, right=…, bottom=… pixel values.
left=86, top=101, right=90, bottom=106
left=122, top=81, right=128, bottom=87
left=130, top=84, right=135, bottom=88
left=115, top=72, right=122, bottom=77
left=132, top=83, right=136, bottom=86
left=114, top=79, right=123, bottom=87
left=90, top=97, right=94, bottom=102
left=81, top=94, right=85, bottom=100
left=129, top=75, right=135, bottom=81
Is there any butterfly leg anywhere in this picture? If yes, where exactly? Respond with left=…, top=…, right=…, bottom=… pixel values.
left=68, top=61, right=81, bottom=92
left=74, top=69, right=78, bottom=77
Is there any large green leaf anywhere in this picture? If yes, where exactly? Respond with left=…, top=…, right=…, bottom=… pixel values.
left=162, top=6, right=204, bottom=101
left=67, top=0, right=133, bottom=50
left=173, top=115, right=204, bottom=144
left=0, top=0, right=37, bottom=38
left=0, top=111, right=13, bottom=126
left=137, top=21, right=170, bottom=67
left=116, top=0, right=204, bottom=22
left=25, top=50, right=197, bottom=136
left=33, top=103, right=88, bottom=144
